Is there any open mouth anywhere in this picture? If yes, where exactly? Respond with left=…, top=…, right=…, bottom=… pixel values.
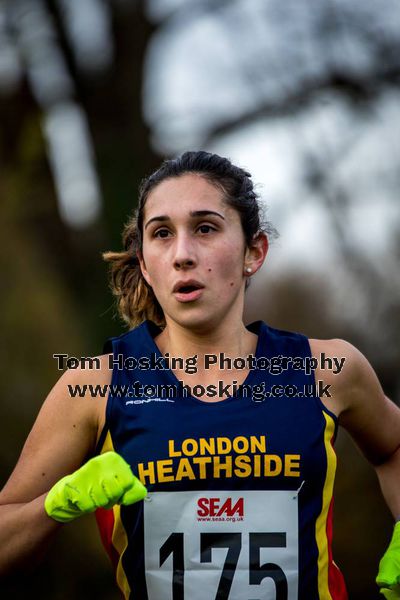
left=173, top=282, right=204, bottom=302
left=177, top=285, right=201, bottom=294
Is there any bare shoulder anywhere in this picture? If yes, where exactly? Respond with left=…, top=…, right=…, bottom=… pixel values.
left=309, top=337, right=400, bottom=464
left=309, top=337, right=369, bottom=399
left=62, top=353, right=113, bottom=437
left=41, top=352, right=113, bottom=440
left=0, top=353, right=113, bottom=505
left=307, top=337, right=358, bottom=418
left=309, top=337, right=386, bottom=408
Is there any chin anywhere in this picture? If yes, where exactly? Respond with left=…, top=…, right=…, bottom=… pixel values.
left=168, top=308, right=221, bottom=333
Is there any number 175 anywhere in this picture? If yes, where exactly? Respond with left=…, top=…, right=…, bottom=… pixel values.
left=159, top=531, right=288, bottom=600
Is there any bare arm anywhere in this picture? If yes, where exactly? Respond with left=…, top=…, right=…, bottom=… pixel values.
left=314, top=339, right=400, bottom=519
left=375, top=448, right=400, bottom=522
left=0, top=356, right=110, bottom=575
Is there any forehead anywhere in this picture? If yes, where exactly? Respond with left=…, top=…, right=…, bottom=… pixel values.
left=144, top=173, right=231, bottom=218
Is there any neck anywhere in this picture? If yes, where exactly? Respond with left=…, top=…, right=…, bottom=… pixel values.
left=155, top=315, right=257, bottom=362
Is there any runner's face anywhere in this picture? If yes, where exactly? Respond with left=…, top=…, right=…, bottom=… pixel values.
left=139, top=173, right=252, bottom=332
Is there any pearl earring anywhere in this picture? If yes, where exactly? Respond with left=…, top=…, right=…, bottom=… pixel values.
left=245, top=267, right=252, bottom=274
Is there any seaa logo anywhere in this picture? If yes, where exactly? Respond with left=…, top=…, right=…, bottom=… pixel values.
left=197, top=497, right=244, bottom=517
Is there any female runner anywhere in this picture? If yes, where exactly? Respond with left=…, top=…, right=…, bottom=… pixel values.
left=0, top=151, right=399, bottom=599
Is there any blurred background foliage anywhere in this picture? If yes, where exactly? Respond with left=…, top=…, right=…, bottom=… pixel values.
left=0, top=0, right=399, bottom=597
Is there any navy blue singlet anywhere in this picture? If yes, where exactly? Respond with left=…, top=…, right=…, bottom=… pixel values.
left=95, top=320, right=348, bottom=600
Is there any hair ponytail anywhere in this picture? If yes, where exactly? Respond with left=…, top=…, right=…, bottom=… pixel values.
left=103, top=215, right=165, bottom=329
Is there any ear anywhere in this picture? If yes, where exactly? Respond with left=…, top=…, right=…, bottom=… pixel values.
left=244, top=232, right=268, bottom=275
left=137, top=250, right=152, bottom=287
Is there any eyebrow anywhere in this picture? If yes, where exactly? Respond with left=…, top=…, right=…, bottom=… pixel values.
left=144, top=210, right=225, bottom=230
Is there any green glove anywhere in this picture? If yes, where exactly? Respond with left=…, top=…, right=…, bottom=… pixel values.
left=377, top=521, right=400, bottom=596
left=380, top=587, right=400, bottom=599
left=44, top=451, right=147, bottom=522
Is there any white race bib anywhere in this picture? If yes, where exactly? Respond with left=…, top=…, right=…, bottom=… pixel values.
left=144, top=490, right=298, bottom=600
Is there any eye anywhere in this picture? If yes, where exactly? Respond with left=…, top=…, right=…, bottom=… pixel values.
left=197, top=224, right=216, bottom=234
left=153, top=228, right=171, bottom=238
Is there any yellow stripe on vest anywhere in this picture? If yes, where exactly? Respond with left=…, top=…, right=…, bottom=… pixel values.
left=315, top=412, right=336, bottom=600
left=100, top=431, right=131, bottom=600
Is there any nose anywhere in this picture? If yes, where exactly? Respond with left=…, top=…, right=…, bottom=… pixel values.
left=173, top=231, right=197, bottom=270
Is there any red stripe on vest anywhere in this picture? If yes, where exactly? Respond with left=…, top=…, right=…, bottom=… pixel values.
left=95, top=507, right=120, bottom=570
